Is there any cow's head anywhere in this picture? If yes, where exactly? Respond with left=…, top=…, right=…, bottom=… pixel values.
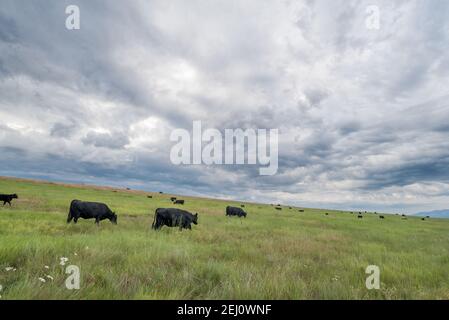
left=192, top=213, right=198, bottom=225
left=110, top=212, right=118, bottom=224
left=12, top=194, right=18, bottom=199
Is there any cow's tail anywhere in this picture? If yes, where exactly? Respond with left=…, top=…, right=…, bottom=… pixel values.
left=152, top=209, right=159, bottom=229
left=66, top=210, right=72, bottom=223
left=67, top=200, right=76, bottom=223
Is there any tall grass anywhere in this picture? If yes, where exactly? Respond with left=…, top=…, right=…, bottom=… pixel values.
left=1, top=177, right=449, bottom=299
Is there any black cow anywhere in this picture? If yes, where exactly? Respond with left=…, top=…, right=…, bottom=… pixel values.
left=67, top=200, right=117, bottom=226
left=421, top=218, right=426, bottom=221
left=379, top=215, right=385, bottom=219
left=0, top=194, right=18, bottom=206
left=298, top=210, right=304, bottom=212
left=325, top=213, right=329, bottom=216
left=226, top=206, right=247, bottom=218
left=147, top=195, right=153, bottom=199
left=174, top=199, right=185, bottom=205
left=358, top=215, right=363, bottom=219
left=170, top=197, right=177, bottom=202
left=240, top=204, right=245, bottom=208
left=275, top=207, right=282, bottom=211
left=152, top=208, right=198, bottom=230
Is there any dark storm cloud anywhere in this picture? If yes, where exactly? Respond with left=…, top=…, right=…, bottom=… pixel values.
left=82, top=131, right=130, bottom=149
left=50, top=122, right=78, bottom=138
left=0, top=0, right=449, bottom=212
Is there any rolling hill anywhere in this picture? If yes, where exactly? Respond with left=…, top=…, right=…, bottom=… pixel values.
left=415, top=209, right=449, bottom=219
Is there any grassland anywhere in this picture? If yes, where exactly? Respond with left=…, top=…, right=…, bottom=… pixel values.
left=1, top=176, right=449, bottom=300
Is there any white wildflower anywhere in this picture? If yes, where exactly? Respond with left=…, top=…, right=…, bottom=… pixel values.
left=38, top=277, right=46, bottom=283
left=59, top=257, right=69, bottom=266
left=46, top=275, right=54, bottom=281
left=44, top=265, right=50, bottom=269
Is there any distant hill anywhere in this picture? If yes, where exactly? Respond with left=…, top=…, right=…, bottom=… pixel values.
left=415, top=209, right=449, bottom=219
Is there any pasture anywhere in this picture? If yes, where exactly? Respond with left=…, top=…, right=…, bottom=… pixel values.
left=1, top=176, right=449, bottom=299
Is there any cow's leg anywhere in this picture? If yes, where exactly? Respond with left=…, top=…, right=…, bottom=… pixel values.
left=95, top=217, right=100, bottom=226
left=73, top=217, right=78, bottom=224
left=8, top=201, right=11, bottom=206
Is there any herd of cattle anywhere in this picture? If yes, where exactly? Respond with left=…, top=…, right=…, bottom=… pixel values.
left=0, top=192, right=247, bottom=230
left=1, top=192, right=431, bottom=230
left=66, top=198, right=249, bottom=230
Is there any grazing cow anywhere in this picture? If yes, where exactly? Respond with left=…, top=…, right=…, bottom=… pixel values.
left=241, top=204, right=245, bottom=208
left=147, top=195, right=153, bottom=199
left=358, top=215, right=363, bottom=219
left=379, top=216, right=385, bottom=219
left=298, top=210, right=304, bottom=212
left=67, top=200, right=117, bottom=226
left=421, top=218, right=426, bottom=221
left=275, top=207, right=282, bottom=211
left=0, top=194, right=18, bottom=206
left=159, top=192, right=163, bottom=194
left=170, top=197, right=177, bottom=202
left=152, top=208, right=198, bottom=230
left=226, top=206, right=247, bottom=218
left=289, top=207, right=292, bottom=209
left=174, top=199, right=185, bottom=205
left=325, top=213, right=329, bottom=216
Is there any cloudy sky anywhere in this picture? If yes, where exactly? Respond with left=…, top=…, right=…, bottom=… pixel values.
left=1, top=0, right=449, bottom=213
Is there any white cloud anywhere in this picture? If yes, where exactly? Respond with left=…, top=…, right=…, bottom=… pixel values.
left=0, top=0, right=448, bottom=212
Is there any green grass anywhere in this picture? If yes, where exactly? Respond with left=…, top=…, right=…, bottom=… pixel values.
left=1, top=176, right=449, bottom=300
